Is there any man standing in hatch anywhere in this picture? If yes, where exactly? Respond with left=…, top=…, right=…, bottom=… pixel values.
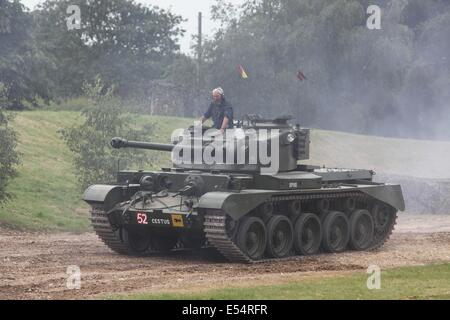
left=200, top=87, right=233, bottom=133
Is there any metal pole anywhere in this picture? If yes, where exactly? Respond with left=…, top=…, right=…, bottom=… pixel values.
left=197, top=12, right=203, bottom=89
left=193, top=12, right=203, bottom=117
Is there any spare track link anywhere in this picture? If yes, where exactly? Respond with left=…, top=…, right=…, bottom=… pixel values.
left=204, top=191, right=397, bottom=264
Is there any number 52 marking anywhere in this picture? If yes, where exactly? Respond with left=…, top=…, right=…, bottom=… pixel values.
left=137, top=213, right=148, bottom=225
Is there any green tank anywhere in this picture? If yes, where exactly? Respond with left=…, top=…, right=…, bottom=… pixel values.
left=83, top=115, right=405, bottom=263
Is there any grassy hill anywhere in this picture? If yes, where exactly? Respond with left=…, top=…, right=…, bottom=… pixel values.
left=0, top=111, right=191, bottom=232
left=1, top=110, right=450, bottom=232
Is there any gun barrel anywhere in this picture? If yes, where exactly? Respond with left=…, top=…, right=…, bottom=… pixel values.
left=111, top=137, right=174, bottom=152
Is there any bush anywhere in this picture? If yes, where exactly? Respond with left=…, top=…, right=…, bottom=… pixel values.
left=0, top=83, right=20, bottom=203
left=60, top=78, right=156, bottom=190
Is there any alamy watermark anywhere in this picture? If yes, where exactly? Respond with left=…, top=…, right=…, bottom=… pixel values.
left=366, top=264, right=381, bottom=290
left=66, top=5, right=81, bottom=30
left=66, top=265, right=81, bottom=290
left=171, top=122, right=281, bottom=175
left=367, top=5, right=381, bottom=30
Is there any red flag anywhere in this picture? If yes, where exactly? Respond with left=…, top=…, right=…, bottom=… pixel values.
left=297, top=70, right=307, bottom=81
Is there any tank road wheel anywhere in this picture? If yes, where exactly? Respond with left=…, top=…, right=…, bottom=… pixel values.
left=321, top=211, right=350, bottom=253
left=121, top=228, right=152, bottom=255
left=237, top=217, right=267, bottom=260
left=294, top=213, right=322, bottom=255
left=349, top=210, right=374, bottom=250
left=372, top=203, right=391, bottom=232
left=266, top=215, right=294, bottom=258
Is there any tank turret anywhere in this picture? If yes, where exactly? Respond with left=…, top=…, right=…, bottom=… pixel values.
left=110, top=116, right=310, bottom=173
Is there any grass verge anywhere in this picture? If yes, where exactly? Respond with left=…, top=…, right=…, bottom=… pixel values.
left=112, top=264, right=450, bottom=300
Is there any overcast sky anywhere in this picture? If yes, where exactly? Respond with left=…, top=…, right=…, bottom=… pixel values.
left=21, top=0, right=246, bottom=54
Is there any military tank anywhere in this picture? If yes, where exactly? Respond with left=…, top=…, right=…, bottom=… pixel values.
left=83, top=115, right=405, bottom=263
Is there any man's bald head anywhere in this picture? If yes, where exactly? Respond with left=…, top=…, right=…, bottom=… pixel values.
left=212, top=87, right=224, bottom=96
left=212, top=87, right=224, bottom=104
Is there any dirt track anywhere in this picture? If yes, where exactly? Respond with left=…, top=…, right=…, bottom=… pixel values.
left=0, top=214, right=449, bottom=300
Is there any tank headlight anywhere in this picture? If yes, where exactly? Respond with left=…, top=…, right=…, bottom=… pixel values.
left=140, top=175, right=155, bottom=191
left=286, top=133, right=296, bottom=144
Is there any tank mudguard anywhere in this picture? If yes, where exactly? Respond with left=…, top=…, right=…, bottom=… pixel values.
left=198, top=184, right=405, bottom=221
left=359, top=184, right=405, bottom=212
left=82, top=184, right=128, bottom=211
left=198, top=191, right=273, bottom=220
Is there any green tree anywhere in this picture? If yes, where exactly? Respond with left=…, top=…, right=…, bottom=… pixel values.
left=0, top=82, right=20, bottom=202
left=203, top=0, right=450, bottom=138
left=0, top=0, right=50, bottom=109
left=34, top=0, right=185, bottom=99
left=61, top=78, right=155, bottom=189
left=163, top=54, right=199, bottom=116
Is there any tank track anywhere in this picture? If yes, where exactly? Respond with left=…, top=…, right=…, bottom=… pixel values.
left=204, top=191, right=397, bottom=264
left=90, top=204, right=132, bottom=254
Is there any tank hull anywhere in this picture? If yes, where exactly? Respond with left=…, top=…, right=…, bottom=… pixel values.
left=84, top=168, right=403, bottom=263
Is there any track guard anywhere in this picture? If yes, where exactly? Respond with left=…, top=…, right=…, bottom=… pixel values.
left=199, top=191, right=272, bottom=220
left=359, top=184, right=405, bottom=211
left=199, top=183, right=406, bottom=222
left=83, top=184, right=128, bottom=211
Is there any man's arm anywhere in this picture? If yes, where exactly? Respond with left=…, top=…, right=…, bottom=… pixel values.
left=220, top=117, right=229, bottom=132
left=200, top=104, right=213, bottom=123
left=220, top=104, right=233, bottom=131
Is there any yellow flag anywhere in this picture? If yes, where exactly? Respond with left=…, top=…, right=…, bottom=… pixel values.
left=238, top=64, right=249, bottom=79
